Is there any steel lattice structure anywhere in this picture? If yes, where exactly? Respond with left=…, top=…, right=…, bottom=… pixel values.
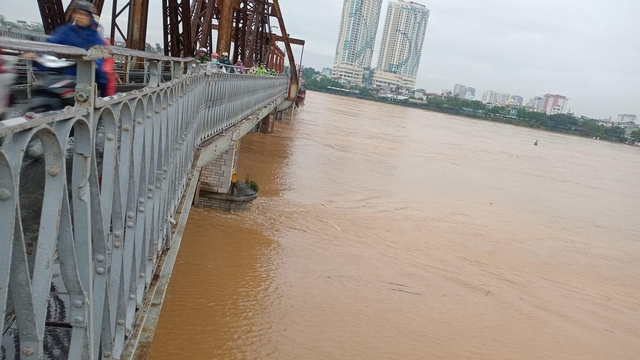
left=35, top=0, right=302, bottom=93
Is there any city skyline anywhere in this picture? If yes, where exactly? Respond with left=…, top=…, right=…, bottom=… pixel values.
left=293, top=0, right=639, bottom=119
left=3, top=0, right=639, bottom=118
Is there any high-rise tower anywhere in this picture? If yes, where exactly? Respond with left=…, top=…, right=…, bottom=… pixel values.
left=374, top=0, right=429, bottom=89
left=332, top=0, right=383, bottom=84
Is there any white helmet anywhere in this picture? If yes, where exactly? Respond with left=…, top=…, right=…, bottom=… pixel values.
left=222, top=52, right=229, bottom=56
left=198, top=48, right=207, bottom=53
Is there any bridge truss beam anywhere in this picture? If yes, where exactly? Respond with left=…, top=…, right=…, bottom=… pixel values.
left=36, top=0, right=300, bottom=85
left=37, top=0, right=105, bottom=34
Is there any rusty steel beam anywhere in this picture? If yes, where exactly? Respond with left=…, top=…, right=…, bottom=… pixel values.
left=39, top=0, right=107, bottom=34
left=227, top=0, right=271, bottom=68
left=37, top=0, right=66, bottom=34
left=127, top=0, right=149, bottom=51
left=108, top=0, right=149, bottom=50
left=271, top=0, right=297, bottom=84
left=273, top=35, right=304, bottom=46
left=163, top=0, right=193, bottom=57
left=269, top=43, right=284, bottom=73
left=216, top=0, right=235, bottom=55
left=190, top=0, right=217, bottom=54
left=150, top=0, right=305, bottom=76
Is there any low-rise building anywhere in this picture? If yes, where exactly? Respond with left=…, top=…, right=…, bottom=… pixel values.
left=413, top=90, right=427, bottom=100
left=616, top=114, right=636, bottom=123
left=372, top=69, right=416, bottom=90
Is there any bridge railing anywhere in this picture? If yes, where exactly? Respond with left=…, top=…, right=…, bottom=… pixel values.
left=0, top=37, right=288, bottom=359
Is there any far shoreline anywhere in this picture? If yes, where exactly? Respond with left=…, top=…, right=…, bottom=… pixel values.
left=306, top=90, right=640, bottom=151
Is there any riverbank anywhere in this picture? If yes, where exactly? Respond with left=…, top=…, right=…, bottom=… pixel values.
left=306, top=89, right=637, bottom=146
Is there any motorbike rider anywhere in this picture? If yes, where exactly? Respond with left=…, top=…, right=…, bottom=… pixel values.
left=234, top=60, right=244, bottom=74
left=218, top=52, right=234, bottom=73
left=90, top=5, right=116, bottom=96
left=194, top=48, right=211, bottom=63
left=21, top=1, right=107, bottom=95
left=254, top=63, right=267, bottom=76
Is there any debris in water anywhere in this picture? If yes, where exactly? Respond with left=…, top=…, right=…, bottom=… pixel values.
left=392, top=288, right=422, bottom=296
left=327, top=221, right=342, bottom=232
left=388, top=282, right=409, bottom=288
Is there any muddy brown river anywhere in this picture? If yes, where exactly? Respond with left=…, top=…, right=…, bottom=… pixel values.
left=149, top=91, right=640, bottom=359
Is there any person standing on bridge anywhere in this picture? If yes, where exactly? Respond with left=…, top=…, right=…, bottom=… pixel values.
left=218, top=52, right=234, bottom=73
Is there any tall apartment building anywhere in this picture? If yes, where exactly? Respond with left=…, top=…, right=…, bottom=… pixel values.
left=482, top=90, right=510, bottom=105
left=373, top=0, right=429, bottom=90
left=526, top=96, right=545, bottom=112
left=495, top=93, right=511, bottom=106
left=465, top=87, right=476, bottom=100
left=510, top=95, right=524, bottom=106
left=454, top=84, right=467, bottom=98
left=482, top=90, right=496, bottom=103
left=542, top=94, right=569, bottom=115
left=333, top=0, right=383, bottom=84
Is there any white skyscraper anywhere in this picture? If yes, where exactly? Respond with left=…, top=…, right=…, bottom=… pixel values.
left=482, top=90, right=496, bottom=103
left=373, top=0, right=430, bottom=90
left=482, top=90, right=510, bottom=105
left=333, top=0, right=383, bottom=84
left=465, top=87, right=476, bottom=100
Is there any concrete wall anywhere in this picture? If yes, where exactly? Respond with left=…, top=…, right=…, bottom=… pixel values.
left=195, top=197, right=252, bottom=211
left=198, top=140, right=240, bottom=194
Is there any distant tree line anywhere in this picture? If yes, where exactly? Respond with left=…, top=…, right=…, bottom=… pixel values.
left=302, top=67, right=635, bottom=144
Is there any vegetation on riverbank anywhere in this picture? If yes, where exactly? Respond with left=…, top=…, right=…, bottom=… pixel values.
left=303, top=68, right=636, bottom=144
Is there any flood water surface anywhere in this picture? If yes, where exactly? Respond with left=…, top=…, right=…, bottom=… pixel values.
left=149, top=92, right=640, bottom=359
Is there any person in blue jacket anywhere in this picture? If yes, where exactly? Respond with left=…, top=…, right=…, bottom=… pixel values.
left=23, top=1, right=107, bottom=95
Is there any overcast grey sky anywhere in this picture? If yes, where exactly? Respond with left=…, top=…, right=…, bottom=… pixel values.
left=3, top=0, right=639, bottom=118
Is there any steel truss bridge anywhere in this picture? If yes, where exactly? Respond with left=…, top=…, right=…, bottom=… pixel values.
left=0, top=24, right=293, bottom=359
left=36, top=0, right=304, bottom=77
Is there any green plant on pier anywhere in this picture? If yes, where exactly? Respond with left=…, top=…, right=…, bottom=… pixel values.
left=245, top=175, right=260, bottom=193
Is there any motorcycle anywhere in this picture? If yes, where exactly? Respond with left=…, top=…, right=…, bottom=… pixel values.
left=0, top=55, right=78, bottom=160
left=5, top=54, right=77, bottom=119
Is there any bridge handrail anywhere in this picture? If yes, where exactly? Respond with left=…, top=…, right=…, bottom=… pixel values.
left=0, top=37, right=193, bottom=62
left=0, top=35, right=289, bottom=359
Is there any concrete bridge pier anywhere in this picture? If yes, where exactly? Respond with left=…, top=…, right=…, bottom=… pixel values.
left=260, top=112, right=276, bottom=134
left=199, top=140, right=240, bottom=196
left=195, top=140, right=257, bottom=211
